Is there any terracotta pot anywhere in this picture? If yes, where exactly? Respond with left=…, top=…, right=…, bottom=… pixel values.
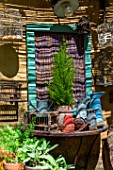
left=0, top=160, right=5, bottom=170
left=55, top=105, right=73, bottom=112
left=3, top=162, right=24, bottom=170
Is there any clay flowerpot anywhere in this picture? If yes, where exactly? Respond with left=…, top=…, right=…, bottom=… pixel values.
left=3, top=162, right=24, bottom=170
left=55, top=105, right=73, bottom=112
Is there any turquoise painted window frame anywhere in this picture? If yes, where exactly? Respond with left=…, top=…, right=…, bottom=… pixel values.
left=26, top=24, right=92, bottom=109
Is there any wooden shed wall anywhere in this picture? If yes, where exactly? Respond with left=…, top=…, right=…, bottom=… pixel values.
left=0, top=0, right=113, bottom=124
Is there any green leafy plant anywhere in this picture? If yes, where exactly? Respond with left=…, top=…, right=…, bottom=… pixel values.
left=0, top=125, right=20, bottom=163
left=20, top=138, right=58, bottom=167
left=48, top=38, right=77, bottom=106
left=35, top=154, right=74, bottom=170
left=0, top=121, right=35, bottom=164
left=20, top=138, right=74, bottom=170
left=0, top=123, right=74, bottom=169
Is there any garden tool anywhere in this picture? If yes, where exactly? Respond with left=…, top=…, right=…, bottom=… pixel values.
left=27, top=100, right=38, bottom=112
left=27, top=100, right=48, bottom=117
left=89, top=91, right=105, bottom=127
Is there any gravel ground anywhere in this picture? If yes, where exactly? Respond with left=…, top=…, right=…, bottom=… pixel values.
left=95, top=152, right=104, bottom=170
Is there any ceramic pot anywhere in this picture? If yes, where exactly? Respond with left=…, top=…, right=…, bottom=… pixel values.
left=25, top=166, right=40, bottom=170
left=3, top=162, right=24, bottom=170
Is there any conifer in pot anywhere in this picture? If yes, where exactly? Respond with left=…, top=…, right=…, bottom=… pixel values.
left=48, top=38, right=77, bottom=108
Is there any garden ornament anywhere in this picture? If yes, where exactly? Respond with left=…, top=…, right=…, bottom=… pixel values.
left=62, top=114, right=75, bottom=132
left=89, top=91, right=105, bottom=127
left=74, top=118, right=85, bottom=130
left=74, top=118, right=90, bottom=131
left=77, top=16, right=90, bottom=34
left=57, top=106, right=74, bottom=130
left=77, top=16, right=96, bottom=34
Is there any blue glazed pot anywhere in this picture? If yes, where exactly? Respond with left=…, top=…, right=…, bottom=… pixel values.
left=89, top=91, right=105, bottom=127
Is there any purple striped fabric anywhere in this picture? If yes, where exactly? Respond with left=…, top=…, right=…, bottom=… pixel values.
left=35, top=32, right=86, bottom=104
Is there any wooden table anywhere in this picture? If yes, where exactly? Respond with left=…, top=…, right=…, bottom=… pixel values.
left=34, top=126, right=107, bottom=170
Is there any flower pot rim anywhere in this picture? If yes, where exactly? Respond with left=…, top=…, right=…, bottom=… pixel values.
left=91, top=91, right=105, bottom=94
left=25, top=165, right=40, bottom=169
left=3, top=161, right=24, bottom=170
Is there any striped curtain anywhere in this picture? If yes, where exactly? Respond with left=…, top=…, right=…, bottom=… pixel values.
left=35, top=32, right=86, bottom=104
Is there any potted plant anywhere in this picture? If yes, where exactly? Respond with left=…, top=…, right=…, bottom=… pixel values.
left=48, top=38, right=77, bottom=109
left=20, top=138, right=74, bottom=170
left=0, top=121, right=34, bottom=170
left=20, top=138, right=58, bottom=170
left=0, top=125, right=24, bottom=170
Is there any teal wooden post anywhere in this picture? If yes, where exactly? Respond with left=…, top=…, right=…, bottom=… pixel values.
left=26, top=29, right=37, bottom=110
left=84, top=34, right=92, bottom=97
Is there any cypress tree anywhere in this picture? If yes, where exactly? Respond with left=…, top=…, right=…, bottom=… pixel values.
left=48, top=39, right=77, bottom=106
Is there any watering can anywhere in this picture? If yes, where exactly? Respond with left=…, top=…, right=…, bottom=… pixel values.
left=75, top=97, right=90, bottom=123
left=89, top=91, right=105, bottom=127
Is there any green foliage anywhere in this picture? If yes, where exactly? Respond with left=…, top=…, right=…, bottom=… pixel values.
left=14, top=119, right=35, bottom=143
left=20, top=138, right=58, bottom=167
left=48, top=39, right=77, bottom=106
left=0, top=121, right=35, bottom=164
left=20, top=138, right=74, bottom=169
left=0, top=123, right=74, bottom=169
left=35, top=154, right=74, bottom=170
